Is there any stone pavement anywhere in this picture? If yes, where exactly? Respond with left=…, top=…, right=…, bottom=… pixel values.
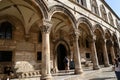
left=10, top=66, right=117, bottom=80
left=52, top=66, right=117, bottom=80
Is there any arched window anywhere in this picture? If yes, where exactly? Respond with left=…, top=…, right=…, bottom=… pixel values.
left=100, top=5, right=108, bottom=21
left=108, top=12, right=114, bottom=26
left=91, top=0, right=99, bottom=15
left=80, top=0, right=87, bottom=7
left=76, top=0, right=87, bottom=7
left=0, top=21, right=12, bottom=39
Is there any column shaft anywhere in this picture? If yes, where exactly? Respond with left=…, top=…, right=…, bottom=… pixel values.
left=73, top=30, right=83, bottom=74
left=102, top=40, right=110, bottom=67
left=41, top=33, right=52, bottom=80
left=110, top=46, right=116, bottom=64
left=41, top=20, right=52, bottom=80
left=90, top=40, right=100, bottom=70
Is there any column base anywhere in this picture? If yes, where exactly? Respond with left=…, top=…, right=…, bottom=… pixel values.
left=104, top=64, right=110, bottom=67
left=74, top=68, right=83, bottom=74
left=93, top=65, right=100, bottom=70
left=41, top=74, right=52, bottom=80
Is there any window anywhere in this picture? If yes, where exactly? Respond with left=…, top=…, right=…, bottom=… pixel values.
left=0, top=51, right=12, bottom=62
left=37, top=52, right=42, bottom=61
left=38, top=31, right=42, bottom=43
left=80, top=0, right=87, bottom=7
left=86, top=53, right=90, bottom=58
left=100, top=5, right=108, bottom=21
left=76, top=0, right=87, bottom=7
left=91, top=0, right=99, bottom=15
left=0, top=21, right=12, bottom=39
left=108, top=12, right=114, bottom=26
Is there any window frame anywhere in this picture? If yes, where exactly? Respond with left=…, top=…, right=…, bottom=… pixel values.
left=0, top=21, right=13, bottom=39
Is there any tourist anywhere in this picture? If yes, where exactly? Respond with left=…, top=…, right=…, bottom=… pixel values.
left=114, top=58, right=120, bottom=80
left=63, top=56, right=69, bottom=72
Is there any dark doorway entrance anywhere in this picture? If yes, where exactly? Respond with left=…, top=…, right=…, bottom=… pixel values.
left=57, top=44, right=67, bottom=70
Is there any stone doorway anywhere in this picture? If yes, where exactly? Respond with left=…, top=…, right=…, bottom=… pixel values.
left=57, top=44, right=67, bottom=70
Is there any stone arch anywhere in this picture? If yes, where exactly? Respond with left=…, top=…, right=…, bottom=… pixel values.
left=77, top=17, right=93, bottom=35
left=105, top=29, right=112, bottom=39
left=54, top=39, right=70, bottom=56
left=22, top=0, right=49, bottom=34
left=91, top=0, right=99, bottom=15
left=77, top=17, right=93, bottom=64
left=112, top=33, right=118, bottom=42
left=108, top=12, right=114, bottom=26
left=49, top=5, right=77, bottom=29
left=100, top=5, right=108, bottom=21
left=54, top=39, right=70, bottom=70
left=35, top=0, right=48, bottom=19
left=93, top=24, right=105, bottom=65
left=93, top=24, right=104, bottom=37
left=0, top=15, right=26, bottom=38
left=0, top=15, right=24, bottom=30
left=0, top=0, right=48, bottom=35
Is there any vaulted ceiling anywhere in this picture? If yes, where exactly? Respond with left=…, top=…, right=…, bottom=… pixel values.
left=0, top=0, right=42, bottom=33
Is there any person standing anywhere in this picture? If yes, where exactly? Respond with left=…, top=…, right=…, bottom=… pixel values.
left=114, top=58, right=120, bottom=80
left=63, top=56, right=69, bottom=73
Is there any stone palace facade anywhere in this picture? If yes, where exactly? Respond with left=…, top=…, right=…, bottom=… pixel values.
left=0, top=0, right=120, bottom=80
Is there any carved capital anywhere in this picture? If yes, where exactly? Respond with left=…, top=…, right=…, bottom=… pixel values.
left=73, top=29, right=81, bottom=39
left=103, top=39, right=107, bottom=43
left=41, top=19, right=52, bottom=33
left=88, top=35, right=96, bottom=43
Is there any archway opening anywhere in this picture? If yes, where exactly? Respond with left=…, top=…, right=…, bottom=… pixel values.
left=94, top=28, right=104, bottom=65
left=57, top=44, right=67, bottom=70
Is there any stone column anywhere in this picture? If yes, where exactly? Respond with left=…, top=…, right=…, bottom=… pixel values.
left=41, top=19, right=52, bottom=80
left=73, top=29, right=83, bottom=74
left=90, top=36, right=100, bottom=70
left=102, top=39, right=110, bottom=67
left=110, top=41, right=116, bottom=64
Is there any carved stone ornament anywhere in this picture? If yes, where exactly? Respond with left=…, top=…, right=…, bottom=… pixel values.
left=73, top=29, right=81, bottom=39
left=41, top=19, right=52, bottom=33
left=88, top=35, right=96, bottom=43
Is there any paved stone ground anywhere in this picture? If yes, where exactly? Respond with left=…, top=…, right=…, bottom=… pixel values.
left=53, top=66, right=117, bottom=80
left=9, top=66, right=117, bottom=80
